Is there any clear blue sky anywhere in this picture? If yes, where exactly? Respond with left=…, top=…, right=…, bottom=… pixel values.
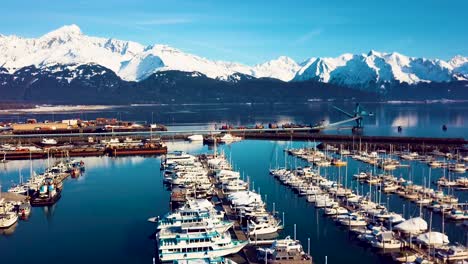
left=1, top=0, right=467, bottom=65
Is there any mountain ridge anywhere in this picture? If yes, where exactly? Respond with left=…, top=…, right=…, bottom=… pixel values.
left=0, top=24, right=466, bottom=89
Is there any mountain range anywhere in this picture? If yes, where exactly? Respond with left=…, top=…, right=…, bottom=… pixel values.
left=0, top=24, right=467, bottom=103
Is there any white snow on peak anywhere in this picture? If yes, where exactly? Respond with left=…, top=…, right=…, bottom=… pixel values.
left=252, top=56, right=300, bottom=81
left=0, top=25, right=466, bottom=86
left=294, top=54, right=352, bottom=82
left=294, top=50, right=465, bottom=88
left=0, top=24, right=144, bottom=75
left=119, top=44, right=252, bottom=81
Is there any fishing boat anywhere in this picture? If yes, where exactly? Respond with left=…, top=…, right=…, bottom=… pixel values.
left=30, top=182, right=61, bottom=206
left=257, top=236, right=313, bottom=264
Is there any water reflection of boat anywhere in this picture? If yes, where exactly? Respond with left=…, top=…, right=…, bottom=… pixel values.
left=0, top=222, right=18, bottom=235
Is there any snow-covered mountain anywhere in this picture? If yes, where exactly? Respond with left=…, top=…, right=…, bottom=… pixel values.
left=293, top=50, right=468, bottom=89
left=0, top=25, right=295, bottom=82
left=0, top=24, right=467, bottom=88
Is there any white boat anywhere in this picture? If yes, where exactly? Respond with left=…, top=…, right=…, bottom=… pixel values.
left=18, top=202, right=31, bottom=218
left=315, top=197, right=337, bottom=208
left=41, top=138, right=57, bottom=145
left=7, top=184, right=28, bottom=195
left=100, top=137, right=120, bottom=145
left=415, top=232, right=449, bottom=247
left=123, top=137, right=142, bottom=144
left=449, top=163, right=466, bottom=173
left=428, top=161, right=443, bottom=168
left=0, top=198, right=18, bottom=229
left=219, top=134, right=242, bottom=143
left=247, top=215, right=281, bottom=236
left=257, top=236, right=312, bottom=264
left=223, top=179, right=248, bottom=192
left=370, top=231, right=402, bottom=249
left=382, top=183, right=399, bottom=193
left=324, top=206, right=348, bottom=216
left=394, top=217, right=427, bottom=234
left=188, top=135, right=204, bottom=141
left=157, top=231, right=247, bottom=261
left=306, top=194, right=329, bottom=203
left=436, top=245, right=468, bottom=262
left=0, top=211, right=18, bottom=229
left=401, top=152, right=419, bottom=160
left=338, top=213, right=367, bottom=227
left=446, top=209, right=468, bottom=220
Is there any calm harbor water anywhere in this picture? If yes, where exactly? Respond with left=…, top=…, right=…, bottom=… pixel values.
left=1, top=140, right=467, bottom=264
left=0, top=102, right=467, bottom=138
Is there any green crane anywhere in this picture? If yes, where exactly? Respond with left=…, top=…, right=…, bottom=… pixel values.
left=332, top=103, right=374, bottom=130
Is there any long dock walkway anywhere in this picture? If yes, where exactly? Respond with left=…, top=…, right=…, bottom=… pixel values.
left=0, top=192, right=27, bottom=202
left=202, top=157, right=259, bottom=264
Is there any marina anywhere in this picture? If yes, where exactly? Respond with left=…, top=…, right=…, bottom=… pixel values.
left=0, top=103, right=467, bottom=264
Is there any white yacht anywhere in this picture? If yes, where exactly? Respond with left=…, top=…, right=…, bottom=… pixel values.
left=353, top=172, right=368, bottom=180
left=324, top=206, right=348, bottom=216
left=369, top=231, right=402, bottom=249
left=156, top=210, right=231, bottom=233
left=100, top=137, right=120, bottom=145
left=7, top=184, right=28, bottom=195
left=223, top=179, right=248, bottom=192
left=257, top=236, right=312, bottom=264
left=219, top=134, right=242, bottom=143
left=337, top=213, right=368, bottom=227
left=0, top=211, right=18, bottom=229
left=157, top=220, right=234, bottom=238
left=247, top=215, right=281, bottom=236
left=0, top=198, right=18, bottom=229
left=436, top=245, right=468, bottom=262
left=41, top=138, right=57, bottom=145
left=188, top=135, right=204, bottom=141
left=157, top=230, right=247, bottom=261
left=449, top=163, right=466, bottom=173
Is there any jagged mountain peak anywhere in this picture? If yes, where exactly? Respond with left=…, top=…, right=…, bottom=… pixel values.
left=41, top=24, right=82, bottom=39
left=449, top=55, right=468, bottom=67
left=0, top=25, right=466, bottom=88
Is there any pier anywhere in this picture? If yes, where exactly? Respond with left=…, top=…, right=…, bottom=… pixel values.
left=0, top=129, right=465, bottom=161
left=0, top=192, right=27, bottom=202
